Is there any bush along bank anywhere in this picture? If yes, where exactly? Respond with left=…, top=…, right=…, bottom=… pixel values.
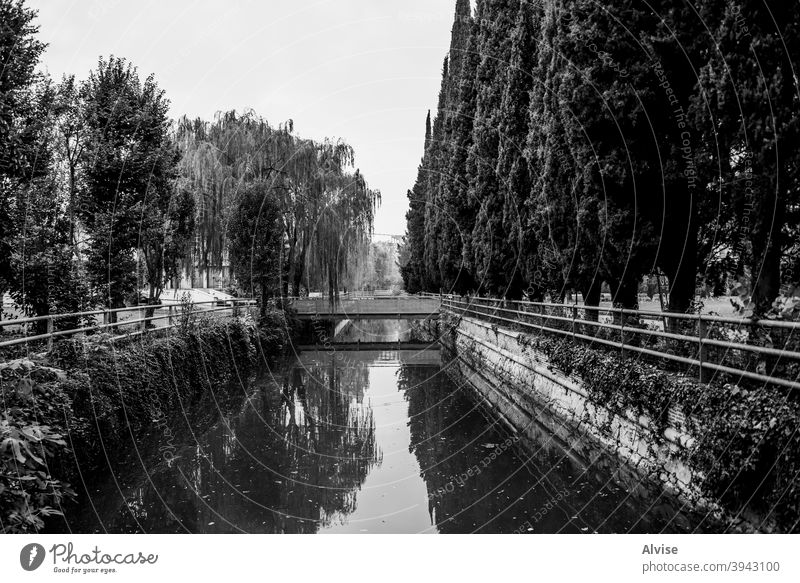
left=0, top=309, right=291, bottom=533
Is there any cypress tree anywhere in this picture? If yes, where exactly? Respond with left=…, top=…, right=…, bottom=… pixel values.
left=695, top=0, right=800, bottom=315
left=467, top=0, right=522, bottom=297
left=401, top=111, right=432, bottom=293
left=422, top=56, right=449, bottom=291
left=484, top=0, right=542, bottom=299
left=425, top=0, right=475, bottom=293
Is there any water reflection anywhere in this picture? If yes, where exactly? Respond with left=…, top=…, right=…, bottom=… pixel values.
left=62, top=349, right=710, bottom=533
left=400, top=363, right=706, bottom=533
left=335, top=319, right=433, bottom=343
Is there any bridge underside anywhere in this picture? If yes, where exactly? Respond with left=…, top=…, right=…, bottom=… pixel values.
left=289, top=297, right=441, bottom=321
left=296, top=342, right=440, bottom=351
left=293, top=313, right=439, bottom=321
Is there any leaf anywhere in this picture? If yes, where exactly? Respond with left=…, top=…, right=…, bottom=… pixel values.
left=2, top=438, right=27, bottom=463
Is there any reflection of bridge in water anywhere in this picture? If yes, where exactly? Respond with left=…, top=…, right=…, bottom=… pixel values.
left=288, top=296, right=441, bottom=321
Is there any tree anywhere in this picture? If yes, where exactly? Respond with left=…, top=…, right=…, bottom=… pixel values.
left=179, top=112, right=378, bottom=300
left=696, top=1, right=800, bottom=315
left=229, top=182, right=282, bottom=313
left=0, top=0, right=47, bottom=309
left=432, top=0, right=479, bottom=294
left=78, top=57, right=177, bottom=317
left=470, top=0, right=531, bottom=299
left=7, top=80, right=87, bottom=328
left=52, top=75, right=85, bottom=251
left=401, top=112, right=431, bottom=293
left=138, top=184, right=195, bottom=314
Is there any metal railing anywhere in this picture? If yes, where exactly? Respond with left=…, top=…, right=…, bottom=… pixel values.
left=0, top=298, right=258, bottom=353
left=441, top=295, right=800, bottom=391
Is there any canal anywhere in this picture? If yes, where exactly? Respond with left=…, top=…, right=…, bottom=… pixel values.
left=59, top=325, right=711, bottom=533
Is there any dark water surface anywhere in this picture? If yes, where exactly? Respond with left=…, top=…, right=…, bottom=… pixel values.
left=60, top=349, right=709, bottom=533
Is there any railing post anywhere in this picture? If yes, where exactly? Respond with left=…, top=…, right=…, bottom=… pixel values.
left=168, top=305, right=174, bottom=327
left=46, top=316, right=53, bottom=352
left=572, top=304, right=578, bottom=339
left=620, top=310, right=627, bottom=358
left=698, top=315, right=710, bottom=383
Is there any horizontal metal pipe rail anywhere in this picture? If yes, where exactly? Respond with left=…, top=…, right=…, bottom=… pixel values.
left=0, top=299, right=257, bottom=352
left=441, top=297, right=800, bottom=391
left=448, top=294, right=800, bottom=328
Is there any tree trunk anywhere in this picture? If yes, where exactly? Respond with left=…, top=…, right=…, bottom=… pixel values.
left=751, top=182, right=784, bottom=317
left=610, top=278, right=638, bottom=324
left=583, top=278, right=602, bottom=322
left=145, top=282, right=162, bottom=324
left=293, top=243, right=308, bottom=296
left=663, top=208, right=698, bottom=315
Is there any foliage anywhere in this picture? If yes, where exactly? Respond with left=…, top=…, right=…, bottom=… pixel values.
left=6, top=79, right=89, bottom=326
left=498, top=317, right=800, bottom=532
left=228, top=182, right=283, bottom=309
left=77, top=56, right=179, bottom=311
left=402, top=0, right=800, bottom=314
left=0, top=416, right=75, bottom=533
left=0, top=0, right=47, bottom=301
left=176, top=110, right=379, bottom=297
left=0, top=358, right=76, bottom=533
left=350, top=239, right=402, bottom=291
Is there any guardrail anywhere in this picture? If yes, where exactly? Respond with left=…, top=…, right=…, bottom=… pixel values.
left=0, top=298, right=258, bottom=353
left=441, top=295, right=800, bottom=391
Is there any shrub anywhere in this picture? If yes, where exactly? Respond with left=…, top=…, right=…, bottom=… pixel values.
left=0, top=359, right=77, bottom=533
left=0, top=308, right=289, bottom=532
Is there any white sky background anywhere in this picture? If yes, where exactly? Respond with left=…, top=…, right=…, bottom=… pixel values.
left=29, top=0, right=459, bottom=236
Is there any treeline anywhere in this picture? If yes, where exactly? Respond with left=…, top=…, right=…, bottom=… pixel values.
left=0, top=0, right=378, bottom=325
left=401, top=0, right=800, bottom=316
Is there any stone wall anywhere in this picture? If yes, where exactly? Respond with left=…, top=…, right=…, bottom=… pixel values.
left=442, top=314, right=715, bottom=511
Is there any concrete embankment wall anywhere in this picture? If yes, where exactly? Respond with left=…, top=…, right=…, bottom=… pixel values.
left=442, top=314, right=709, bottom=509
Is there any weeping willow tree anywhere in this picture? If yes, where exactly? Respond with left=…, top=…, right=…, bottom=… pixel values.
left=309, top=170, right=379, bottom=301
left=177, top=109, right=379, bottom=299
left=176, top=110, right=293, bottom=287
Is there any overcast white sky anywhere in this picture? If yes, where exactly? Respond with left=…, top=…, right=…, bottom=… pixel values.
left=29, top=0, right=459, bottom=236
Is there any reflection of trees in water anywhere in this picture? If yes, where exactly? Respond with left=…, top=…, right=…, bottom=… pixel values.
left=399, top=364, right=504, bottom=533
left=87, top=359, right=380, bottom=533
left=399, top=364, right=705, bottom=534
